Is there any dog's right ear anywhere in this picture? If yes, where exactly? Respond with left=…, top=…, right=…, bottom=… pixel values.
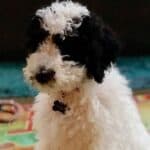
left=26, top=15, right=49, bottom=52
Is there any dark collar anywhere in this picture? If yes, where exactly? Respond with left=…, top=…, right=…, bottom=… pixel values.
left=52, top=100, right=70, bottom=114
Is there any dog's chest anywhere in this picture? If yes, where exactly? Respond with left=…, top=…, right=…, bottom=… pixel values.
left=51, top=92, right=93, bottom=133
left=52, top=99, right=94, bottom=149
left=34, top=92, right=95, bottom=150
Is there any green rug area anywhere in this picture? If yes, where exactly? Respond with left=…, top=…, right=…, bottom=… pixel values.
left=0, top=56, right=150, bottom=97
left=0, top=132, right=36, bottom=147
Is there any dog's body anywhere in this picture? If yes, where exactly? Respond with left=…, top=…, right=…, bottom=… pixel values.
left=33, top=67, right=150, bottom=150
left=24, top=1, right=150, bottom=149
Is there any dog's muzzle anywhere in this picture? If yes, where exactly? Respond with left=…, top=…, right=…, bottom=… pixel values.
left=35, top=67, right=55, bottom=84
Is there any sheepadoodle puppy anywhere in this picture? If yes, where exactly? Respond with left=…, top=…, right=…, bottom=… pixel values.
left=23, top=1, right=150, bottom=150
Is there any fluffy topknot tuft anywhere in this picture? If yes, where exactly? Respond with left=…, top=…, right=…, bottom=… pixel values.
left=36, top=1, right=89, bottom=35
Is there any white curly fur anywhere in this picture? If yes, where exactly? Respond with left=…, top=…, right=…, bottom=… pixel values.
left=25, top=65, right=150, bottom=150
left=36, top=1, right=89, bottom=35
left=24, top=1, right=150, bottom=150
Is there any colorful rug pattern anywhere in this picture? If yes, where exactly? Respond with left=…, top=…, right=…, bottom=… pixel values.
left=0, top=93, right=150, bottom=150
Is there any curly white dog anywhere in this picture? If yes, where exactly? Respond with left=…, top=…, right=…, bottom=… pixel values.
left=23, top=1, right=150, bottom=150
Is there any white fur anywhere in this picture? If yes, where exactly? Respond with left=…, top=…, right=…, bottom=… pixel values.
left=36, top=1, right=89, bottom=35
left=32, top=66, right=150, bottom=150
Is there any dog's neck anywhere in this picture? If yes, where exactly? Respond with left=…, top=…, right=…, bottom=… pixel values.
left=50, top=80, right=97, bottom=114
left=52, top=87, right=80, bottom=114
left=59, top=87, right=80, bottom=98
left=51, top=80, right=96, bottom=102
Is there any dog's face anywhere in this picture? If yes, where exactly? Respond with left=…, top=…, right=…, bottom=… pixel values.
left=24, top=1, right=119, bottom=92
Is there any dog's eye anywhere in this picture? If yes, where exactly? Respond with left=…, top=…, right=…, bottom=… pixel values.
left=72, top=17, right=81, bottom=24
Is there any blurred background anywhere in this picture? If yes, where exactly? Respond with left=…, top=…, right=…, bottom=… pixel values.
left=0, top=0, right=150, bottom=149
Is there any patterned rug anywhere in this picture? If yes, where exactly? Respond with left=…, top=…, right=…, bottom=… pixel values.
left=0, top=92, right=150, bottom=150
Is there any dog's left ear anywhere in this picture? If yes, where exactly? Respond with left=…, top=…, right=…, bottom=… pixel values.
left=80, top=14, right=120, bottom=83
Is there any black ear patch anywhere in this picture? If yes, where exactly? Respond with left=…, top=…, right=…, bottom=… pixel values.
left=52, top=13, right=120, bottom=83
left=27, top=15, right=49, bottom=52
left=79, top=14, right=120, bottom=83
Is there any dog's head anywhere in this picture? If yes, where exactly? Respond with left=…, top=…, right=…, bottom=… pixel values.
left=24, top=1, right=120, bottom=92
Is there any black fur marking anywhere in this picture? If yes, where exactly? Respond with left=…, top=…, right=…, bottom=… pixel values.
left=52, top=100, right=69, bottom=114
left=53, top=13, right=120, bottom=83
left=27, top=15, right=49, bottom=52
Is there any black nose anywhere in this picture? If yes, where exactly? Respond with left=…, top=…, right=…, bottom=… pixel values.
left=35, top=68, right=55, bottom=84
